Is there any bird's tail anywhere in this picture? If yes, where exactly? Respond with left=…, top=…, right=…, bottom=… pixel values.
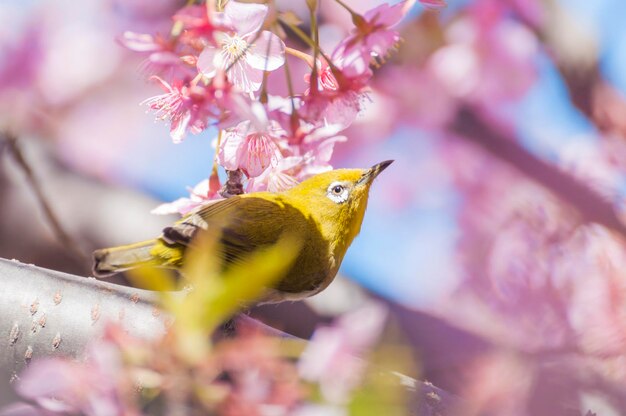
left=92, top=239, right=159, bottom=277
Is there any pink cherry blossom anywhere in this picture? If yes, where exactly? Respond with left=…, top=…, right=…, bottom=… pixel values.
left=300, top=51, right=371, bottom=130
left=218, top=119, right=285, bottom=178
left=296, top=125, right=347, bottom=178
left=141, top=76, right=219, bottom=143
left=300, top=89, right=363, bottom=131
left=197, top=1, right=285, bottom=93
left=330, top=42, right=372, bottom=82
left=118, top=31, right=192, bottom=79
left=303, top=60, right=340, bottom=95
left=14, top=342, right=138, bottom=416
left=247, top=156, right=302, bottom=193
left=173, top=4, right=219, bottom=40
left=335, top=1, right=409, bottom=70
left=427, top=11, right=538, bottom=107
left=298, top=301, right=387, bottom=404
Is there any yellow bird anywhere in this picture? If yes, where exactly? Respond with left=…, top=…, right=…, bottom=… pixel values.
left=93, top=160, right=392, bottom=302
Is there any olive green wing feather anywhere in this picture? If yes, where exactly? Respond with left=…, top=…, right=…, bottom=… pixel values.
left=161, top=196, right=242, bottom=245
left=161, top=195, right=291, bottom=266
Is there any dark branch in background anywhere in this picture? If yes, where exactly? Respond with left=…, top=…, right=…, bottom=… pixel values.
left=518, top=1, right=626, bottom=138
left=0, top=258, right=463, bottom=415
left=450, top=107, right=626, bottom=238
left=1, top=132, right=87, bottom=263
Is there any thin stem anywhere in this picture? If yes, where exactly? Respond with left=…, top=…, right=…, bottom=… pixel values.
left=285, top=47, right=314, bottom=66
left=282, top=55, right=296, bottom=100
left=211, top=129, right=223, bottom=178
left=332, top=0, right=357, bottom=15
left=281, top=50, right=299, bottom=135
left=259, top=71, right=270, bottom=104
left=279, top=17, right=342, bottom=81
left=2, top=132, right=88, bottom=263
left=207, top=130, right=223, bottom=195
left=332, top=0, right=365, bottom=26
left=259, top=21, right=277, bottom=104
left=309, top=0, right=320, bottom=94
left=279, top=17, right=316, bottom=50
left=215, top=128, right=223, bottom=154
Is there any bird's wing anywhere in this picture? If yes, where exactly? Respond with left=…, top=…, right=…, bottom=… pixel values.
left=161, top=196, right=242, bottom=245
left=161, top=195, right=290, bottom=265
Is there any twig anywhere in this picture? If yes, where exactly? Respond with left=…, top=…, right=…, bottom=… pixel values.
left=219, top=169, right=244, bottom=198
left=1, top=132, right=88, bottom=263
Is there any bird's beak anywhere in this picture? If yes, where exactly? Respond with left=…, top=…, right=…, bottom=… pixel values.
left=357, top=160, right=394, bottom=186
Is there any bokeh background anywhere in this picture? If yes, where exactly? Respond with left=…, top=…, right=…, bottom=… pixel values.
left=4, top=0, right=626, bottom=414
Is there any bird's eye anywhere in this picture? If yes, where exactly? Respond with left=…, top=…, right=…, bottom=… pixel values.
left=327, top=182, right=349, bottom=203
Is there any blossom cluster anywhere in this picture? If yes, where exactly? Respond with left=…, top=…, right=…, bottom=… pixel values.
left=121, top=0, right=443, bottom=214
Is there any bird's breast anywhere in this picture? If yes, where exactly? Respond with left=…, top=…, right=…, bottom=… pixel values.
left=273, top=237, right=337, bottom=295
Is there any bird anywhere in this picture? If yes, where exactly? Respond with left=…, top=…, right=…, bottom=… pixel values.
left=93, top=160, right=392, bottom=303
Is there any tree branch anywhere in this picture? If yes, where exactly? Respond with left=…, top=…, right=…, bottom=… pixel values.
left=0, top=258, right=464, bottom=415
left=2, top=132, right=87, bottom=263
left=0, top=258, right=167, bottom=379
left=450, top=107, right=626, bottom=238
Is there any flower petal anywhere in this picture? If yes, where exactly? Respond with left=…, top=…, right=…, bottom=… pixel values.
left=364, top=2, right=407, bottom=28
left=197, top=46, right=220, bottom=77
left=118, top=31, right=160, bottom=52
left=246, top=31, right=285, bottom=71
left=224, top=1, right=268, bottom=38
left=267, top=171, right=299, bottom=193
left=365, top=30, right=400, bottom=58
left=170, top=111, right=191, bottom=143
left=218, top=123, right=247, bottom=171
left=228, top=60, right=263, bottom=92
left=15, top=358, right=83, bottom=411
left=311, top=135, right=347, bottom=164
left=238, top=132, right=281, bottom=177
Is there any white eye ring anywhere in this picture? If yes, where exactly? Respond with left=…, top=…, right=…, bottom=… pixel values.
left=327, top=182, right=349, bottom=204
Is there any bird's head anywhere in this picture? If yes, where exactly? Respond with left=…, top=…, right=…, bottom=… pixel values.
left=286, top=160, right=393, bottom=244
